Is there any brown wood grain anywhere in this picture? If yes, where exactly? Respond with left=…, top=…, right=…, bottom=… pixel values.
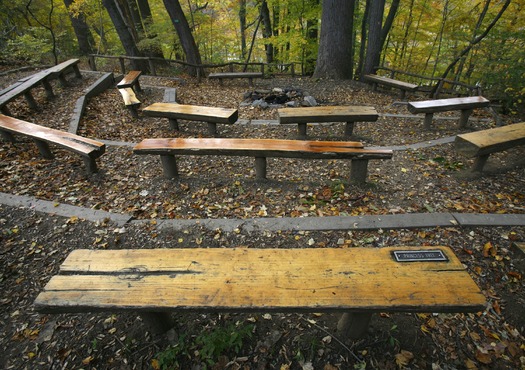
left=0, top=114, right=105, bottom=156
left=143, top=103, right=238, bottom=124
left=133, top=138, right=392, bottom=160
left=35, top=247, right=485, bottom=314
left=117, top=70, right=142, bottom=89
left=278, top=106, right=378, bottom=124
left=455, top=122, right=525, bottom=157
left=408, top=96, right=490, bottom=114
left=363, top=75, right=418, bottom=90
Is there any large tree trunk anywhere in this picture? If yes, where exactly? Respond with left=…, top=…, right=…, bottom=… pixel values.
left=238, top=0, right=247, bottom=59
left=63, top=0, right=95, bottom=55
left=260, top=0, right=274, bottom=64
left=362, top=0, right=385, bottom=76
left=102, top=0, right=147, bottom=71
left=163, top=0, right=202, bottom=76
left=313, top=0, right=355, bottom=79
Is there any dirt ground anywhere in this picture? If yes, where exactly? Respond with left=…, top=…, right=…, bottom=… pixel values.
left=0, top=64, right=524, bottom=369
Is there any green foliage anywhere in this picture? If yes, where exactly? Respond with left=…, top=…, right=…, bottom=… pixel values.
left=154, top=322, right=254, bottom=369
left=195, top=322, right=254, bottom=366
left=2, top=31, right=53, bottom=63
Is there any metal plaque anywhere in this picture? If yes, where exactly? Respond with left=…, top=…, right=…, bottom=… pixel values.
left=392, top=250, right=448, bottom=262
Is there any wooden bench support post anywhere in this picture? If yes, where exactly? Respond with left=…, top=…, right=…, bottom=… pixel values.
left=255, top=157, right=267, bottom=179
left=82, top=156, right=99, bottom=174
left=423, top=113, right=434, bottom=130
left=350, top=159, right=369, bottom=184
left=459, top=109, right=473, bottom=128
left=33, top=139, right=54, bottom=159
left=400, top=90, right=407, bottom=99
left=160, top=155, right=179, bottom=178
left=207, top=122, right=218, bottom=137
left=472, top=154, right=490, bottom=172
left=297, top=123, right=307, bottom=139
left=23, top=91, right=38, bottom=110
left=169, top=118, right=179, bottom=131
left=0, top=130, right=16, bottom=142
left=345, top=122, right=355, bottom=137
left=42, top=79, right=55, bottom=99
left=337, top=312, right=373, bottom=339
left=140, top=312, right=176, bottom=335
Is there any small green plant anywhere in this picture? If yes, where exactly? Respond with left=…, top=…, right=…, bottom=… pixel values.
left=155, top=334, right=189, bottom=370
left=329, top=179, right=345, bottom=199
left=387, top=324, right=400, bottom=348
left=196, top=323, right=254, bottom=367
left=432, top=156, right=464, bottom=171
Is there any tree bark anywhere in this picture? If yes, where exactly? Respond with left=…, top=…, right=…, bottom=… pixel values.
left=362, top=0, right=385, bottom=76
left=63, top=0, right=95, bottom=55
left=313, top=0, right=355, bottom=79
left=163, top=0, right=203, bottom=76
left=102, top=0, right=147, bottom=70
left=260, top=0, right=274, bottom=64
left=238, top=0, right=247, bottom=59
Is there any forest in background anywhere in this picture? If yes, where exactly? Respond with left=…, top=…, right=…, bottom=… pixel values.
left=0, top=0, right=524, bottom=116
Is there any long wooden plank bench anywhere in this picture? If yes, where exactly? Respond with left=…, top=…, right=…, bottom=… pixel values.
left=454, top=121, right=525, bottom=172
left=143, top=102, right=239, bottom=137
left=408, top=96, right=490, bottom=129
left=0, top=59, right=81, bottom=114
left=208, top=72, right=263, bottom=86
left=278, top=106, right=379, bottom=139
left=34, top=246, right=485, bottom=339
left=117, top=71, right=143, bottom=118
left=363, top=74, right=418, bottom=99
left=0, top=114, right=105, bottom=174
left=133, top=138, right=392, bottom=184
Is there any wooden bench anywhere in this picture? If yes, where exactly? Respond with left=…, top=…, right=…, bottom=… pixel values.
left=0, top=59, right=81, bottom=114
left=142, top=102, right=238, bottom=137
left=117, top=71, right=143, bottom=118
left=208, top=72, right=263, bottom=86
left=0, top=114, right=105, bottom=174
left=133, top=138, right=392, bottom=184
left=363, top=74, right=418, bottom=99
left=34, top=246, right=485, bottom=339
left=408, top=96, right=490, bottom=129
left=454, top=122, right=525, bottom=172
left=278, top=106, right=379, bottom=139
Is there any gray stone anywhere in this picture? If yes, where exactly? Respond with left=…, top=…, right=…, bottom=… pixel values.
left=303, top=95, right=317, bottom=106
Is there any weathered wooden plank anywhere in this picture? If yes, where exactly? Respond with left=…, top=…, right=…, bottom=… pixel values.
left=363, top=75, right=418, bottom=91
left=35, top=247, right=485, bottom=314
left=118, top=88, right=140, bottom=106
left=143, top=103, right=238, bottom=124
left=408, top=96, right=490, bottom=114
left=133, top=138, right=386, bottom=159
left=278, top=106, right=378, bottom=124
left=117, top=70, right=142, bottom=92
left=208, top=72, right=263, bottom=79
left=454, top=122, right=525, bottom=157
left=0, top=114, right=105, bottom=173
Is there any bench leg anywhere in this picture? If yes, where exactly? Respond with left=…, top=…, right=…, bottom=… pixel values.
left=134, top=81, right=142, bottom=93
left=207, top=122, right=218, bottom=137
left=350, top=159, right=369, bottom=184
left=0, top=105, right=11, bottom=116
left=42, top=79, right=55, bottom=99
left=140, top=312, right=176, bottom=335
left=23, top=91, right=38, bottom=110
left=0, top=130, right=16, bottom=142
left=255, top=157, right=267, bottom=179
left=128, top=105, right=139, bottom=118
left=169, top=118, right=179, bottom=130
left=423, top=113, right=433, bottom=130
left=472, top=154, right=489, bottom=172
left=297, top=123, right=308, bottom=139
left=72, top=65, right=82, bottom=79
left=33, top=140, right=54, bottom=159
left=58, top=74, right=69, bottom=87
left=337, top=312, right=372, bottom=339
left=248, top=78, right=254, bottom=87
left=160, top=155, right=179, bottom=178
left=344, top=122, right=355, bottom=137
left=400, top=90, right=406, bottom=99
left=82, top=156, right=99, bottom=174
left=459, top=109, right=473, bottom=128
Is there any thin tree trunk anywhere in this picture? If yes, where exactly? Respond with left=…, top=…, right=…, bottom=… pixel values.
left=63, top=0, right=95, bottom=55
left=239, top=0, right=247, bottom=59
left=362, top=0, right=385, bottom=76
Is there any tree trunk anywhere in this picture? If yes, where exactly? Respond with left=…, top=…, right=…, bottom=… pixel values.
left=239, top=0, right=247, bottom=59
left=362, top=0, right=385, bottom=76
left=356, top=0, right=370, bottom=77
left=380, top=0, right=400, bottom=52
left=163, top=0, right=202, bottom=76
left=63, top=0, right=95, bottom=55
left=313, top=0, right=355, bottom=79
left=260, top=0, right=274, bottom=64
left=103, top=0, right=147, bottom=71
